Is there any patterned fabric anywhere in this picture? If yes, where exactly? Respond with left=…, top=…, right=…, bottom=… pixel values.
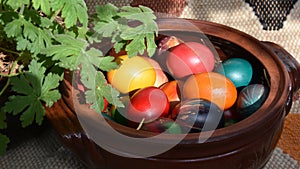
left=1, top=0, right=299, bottom=168
left=245, top=0, right=298, bottom=30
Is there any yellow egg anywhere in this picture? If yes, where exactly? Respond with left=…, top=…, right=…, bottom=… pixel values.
left=107, top=55, right=156, bottom=93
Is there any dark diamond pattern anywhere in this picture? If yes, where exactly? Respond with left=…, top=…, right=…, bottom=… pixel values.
left=245, top=0, right=298, bottom=30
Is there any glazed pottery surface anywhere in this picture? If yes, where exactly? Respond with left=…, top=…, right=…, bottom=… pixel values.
left=46, top=18, right=300, bottom=169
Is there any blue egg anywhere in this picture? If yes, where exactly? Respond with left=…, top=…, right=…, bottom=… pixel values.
left=219, top=58, right=253, bottom=88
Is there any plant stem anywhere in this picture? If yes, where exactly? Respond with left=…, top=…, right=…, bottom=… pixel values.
left=0, top=47, right=20, bottom=56
left=50, top=10, right=61, bottom=23
left=0, top=78, right=10, bottom=96
left=0, top=61, right=19, bottom=97
left=19, top=4, right=25, bottom=15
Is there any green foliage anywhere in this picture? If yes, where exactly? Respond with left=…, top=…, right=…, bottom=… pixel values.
left=3, top=60, right=62, bottom=127
left=51, top=0, right=88, bottom=29
left=94, top=4, right=158, bottom=57
left=0, top=1, right=158, bottom=155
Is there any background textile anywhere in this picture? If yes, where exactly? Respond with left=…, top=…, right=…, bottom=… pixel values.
left=1, top=0, right=300, bottom=168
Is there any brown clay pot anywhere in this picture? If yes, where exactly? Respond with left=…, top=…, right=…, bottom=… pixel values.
left=46, top=18, right=300, bottom=169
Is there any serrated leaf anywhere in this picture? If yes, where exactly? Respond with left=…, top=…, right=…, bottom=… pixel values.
left=94, top=21, right=119, bottom=38
left=23, top=20, right=38, bottom=41
left=145, top=33, right=156, bottom=57
left=85, top=48, right=118, bottom=71
left=6, top=0, right=29, bottom=10
left=0, top=134, right=9, bottom=156
left=96, top=3, right=118, bottom=22
left=4, top=95, right=32, bottom=116
left=41, top=73, right=62, bottom=107
left=10, top=75, right=33, bottom=95
left=125, top=34, right=146, bottom=57
left=85, top=72, right=123, bottom=113
left=118, top=5, right=157, bottom=22
left=40, top=17, right=52, bottom=28
left=3, top=59, right=62, bottom=127
left=5, top=17, right=53, bottom=55
left=41, top=90, right=61, bottom=107
left=20, top=99, right=45, bottom=127
left=51, top=0, right=88, bottom=29
left=43, top=34, right=87, bottom=70
left=113, top=40, right=126, bottom=53
left=4, top=18, right=23, bottom=38
left=32, top=0, right=51, bottom=15
left=16, top=37, right=30, bottom=51
left=98, top=56, right=118, bottom=71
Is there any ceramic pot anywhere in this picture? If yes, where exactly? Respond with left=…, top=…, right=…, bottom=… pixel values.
left=46, top=18, right=300, bottom=169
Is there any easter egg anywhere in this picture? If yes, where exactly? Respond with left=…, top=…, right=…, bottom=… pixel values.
left=141, top=118, right=182, bottom=134
left=171, top=99, right=224, bottom=132
left=126, top=87, right=170, bottom=124
left=110, top=105, right=128, bottom=126
left=166, top=42, right=215, bottom=79
left=182, top=72, right=237, bottom=110
left=160, top=80, right=180, bottom=102
left=236, top=84, right=269, bottom=118
left=107, top=55, right=156, bottom=93
left=143, top=57, right=169, bottom=87
left=219, top=58, right=253, bottom=88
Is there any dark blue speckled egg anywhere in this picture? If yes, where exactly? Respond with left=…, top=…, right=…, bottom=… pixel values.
left=171, top=99, right=224, bottom=133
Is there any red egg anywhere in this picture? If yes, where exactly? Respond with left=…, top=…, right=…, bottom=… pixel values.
left=126, top=87, right=170, bottom=124
left=166, top=42, right=215, bottom=79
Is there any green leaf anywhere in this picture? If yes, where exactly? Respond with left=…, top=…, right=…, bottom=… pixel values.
left=113, top=40, right=127, bottom=53
left=23, top=20, right=39, bottom=41
left=4, top=18, right=23, bottom=38
left=20, top=99, right=45, bottom=126
left=94, top=5, right=158, bottom=57
left=3, top=60, right=62, bottom=127
left=6, top=0, right=29, bottom=10
left=0, top=134, right=9, bottom=156
left=32, top=0, right=51, bottom=15
left=51, top=0, right=88, bottom=29
left=96, top=3, right=118, bottom=22
left=124, top=34, right=146, bottom=57
left=85, top=72, right=123, bottom=113
left=118, top=6, right=158, bottom=57
left=41, top=73, right=62, bottom=107
left=4, top=17, right=53, bottom=55
left=145, top=33, right=156, bottom=57
left=43, top=34, right=86, bottom=70
left=94, top=20, right=119, bottom=38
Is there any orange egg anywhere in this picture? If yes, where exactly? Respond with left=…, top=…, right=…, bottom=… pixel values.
left=160, top=80, right=180, bottom=102
left=182, top=72, right=237, bottom=110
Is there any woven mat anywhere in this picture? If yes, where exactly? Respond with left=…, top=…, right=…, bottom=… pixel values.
left=1, top=0, right=300, bottom=168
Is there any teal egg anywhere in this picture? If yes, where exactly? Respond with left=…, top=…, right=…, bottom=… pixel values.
left=219, top=58, right=253, bottom=88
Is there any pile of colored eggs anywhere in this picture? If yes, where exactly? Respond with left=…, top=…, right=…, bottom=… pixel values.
left=103, top=36, right=269, bottom=134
